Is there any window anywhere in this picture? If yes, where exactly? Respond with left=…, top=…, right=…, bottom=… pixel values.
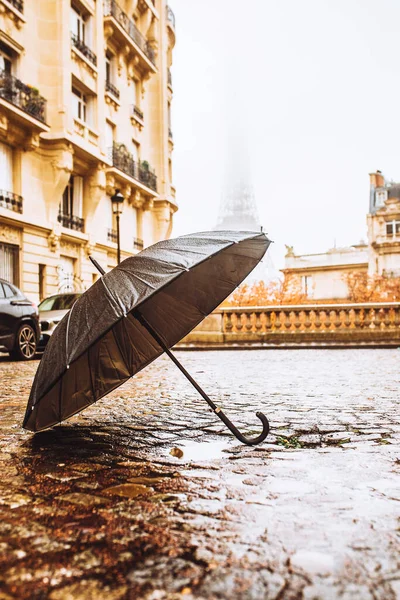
left=105, top=121, right=114, bottom=152
left=301, top=275, right=312, bottom=297
left=0, top=43, right=12, bottom=75
left=70, top=6, right=86, bottom=43
left=72, top=86, right=87, bottom=122
left=376, top=189, right=387, bottom=207
left=0, top=142, right=13, bottom=192
left=131, top=141, right=139, bottom=162
left=105, top=51, right=114, bottom=84
left=2, top=282, right=16, bottom=298
left=61, top=175, right=83, bottom=217
left=0, top=242, right=19, bottom=286
left=386, top=220, right=400, bottom=236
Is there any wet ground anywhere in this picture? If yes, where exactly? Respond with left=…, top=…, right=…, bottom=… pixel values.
left=0, top=349, right=399, bottom=600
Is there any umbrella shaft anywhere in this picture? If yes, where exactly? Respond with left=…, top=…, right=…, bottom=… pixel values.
left=136, top=311, right=217, bottom=412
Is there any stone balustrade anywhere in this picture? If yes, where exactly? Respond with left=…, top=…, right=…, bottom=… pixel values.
left=177, top=303, right=400, bottom=348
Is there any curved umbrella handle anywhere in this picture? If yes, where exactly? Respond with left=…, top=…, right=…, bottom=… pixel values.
left=215, top=408, right=270, bottom=446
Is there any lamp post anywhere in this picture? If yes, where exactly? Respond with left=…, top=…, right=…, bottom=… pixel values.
left=111, top=189, right=124, bottom=264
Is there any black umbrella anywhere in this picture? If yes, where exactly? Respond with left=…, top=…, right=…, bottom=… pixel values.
left=23, top=231, right=271, bottom=445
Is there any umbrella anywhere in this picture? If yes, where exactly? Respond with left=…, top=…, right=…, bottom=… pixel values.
left=23, top=230, right=271, bottom=445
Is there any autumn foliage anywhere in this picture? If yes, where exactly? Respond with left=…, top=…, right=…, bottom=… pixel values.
left=223, top=271, right=400, bottom=307
left=343, top=272, right=400, bottom=302
left=223, top=276, right=306, bottom=307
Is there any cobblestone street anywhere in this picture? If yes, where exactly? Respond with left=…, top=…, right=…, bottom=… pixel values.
left=0, top=349, right=399, bottom=600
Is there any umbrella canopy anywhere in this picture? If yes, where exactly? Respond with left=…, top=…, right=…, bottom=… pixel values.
left=23, top=230, right=270, bottom=434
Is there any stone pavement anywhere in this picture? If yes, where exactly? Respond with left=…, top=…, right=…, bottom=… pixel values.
left=0, top=349, right=399, bottom=599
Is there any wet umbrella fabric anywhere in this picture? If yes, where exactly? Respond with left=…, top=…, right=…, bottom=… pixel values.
left=23, top=230, right=271, bottom=436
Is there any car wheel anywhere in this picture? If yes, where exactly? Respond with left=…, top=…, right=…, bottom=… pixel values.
left=11, top=324, right=37, bottom=361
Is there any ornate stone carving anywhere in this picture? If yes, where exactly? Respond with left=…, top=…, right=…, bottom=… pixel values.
left=23, top=133, right=40, bottom=152
left=106, top=173, right=116, bottom=196
left=132, top=190, right=144, bottom=209
left=143, top=197, right=154, bottom=211
left=60, top=240, right=80, bottom=257
left=85, top=238, right=96, bottom=258
left=48, top=228, right=60, bottom=253
left=0, top=224, right=21, bottom=245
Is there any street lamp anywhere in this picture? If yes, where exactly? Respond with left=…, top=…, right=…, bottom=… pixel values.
left=111, top=189, right=124, bottom=264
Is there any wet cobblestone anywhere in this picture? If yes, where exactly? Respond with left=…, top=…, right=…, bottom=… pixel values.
left=0, top=349, right=399, bottom=599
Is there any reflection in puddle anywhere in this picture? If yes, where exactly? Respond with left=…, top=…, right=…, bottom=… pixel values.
left=166, top=438, right=232, bottom=462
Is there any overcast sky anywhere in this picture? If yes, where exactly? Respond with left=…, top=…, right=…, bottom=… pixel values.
left=168, top=0, right=400, bottom=272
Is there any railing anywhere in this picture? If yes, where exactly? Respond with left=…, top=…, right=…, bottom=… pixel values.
left=168, top=68, right=172, bottom=87
left=103, top=0, right=156, bottom=66
left=107, top=228, right=118, bottom=243
left=7, top=0, right=23, bottom=11
left=178, top=303, right=400, bottom=348
left=131, top=104, right=144, bottom=121
left=71, top=33, right=97, bottom=66
left=0, top=190, right=23, bottom=214
left=106, top=80, right=120, bottom=99
left=166, top=5, right=175, bottom=28
left=110, top=143, right=157, bottom=192
left=58, top=211, right=85, bottom=232
left=0, top=70, right=46, bottom=123
left=133, top=237, right=144, bottom=250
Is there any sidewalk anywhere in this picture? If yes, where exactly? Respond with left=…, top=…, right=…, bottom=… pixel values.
left=0, top=349, right=399, bottom=599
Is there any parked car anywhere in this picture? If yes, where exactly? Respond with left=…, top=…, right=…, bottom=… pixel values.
left=38, top=292, right=81, bottom=350
left=0, top=278, right=39, bottom=360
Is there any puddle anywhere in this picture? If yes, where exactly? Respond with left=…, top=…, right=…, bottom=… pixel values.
left=166, top=438, right=232, bottom=463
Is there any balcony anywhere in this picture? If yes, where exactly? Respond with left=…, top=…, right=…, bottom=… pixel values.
left=133, top=237, right=144, bottom=251
left=110, top=142, right=157, bottom=192
left=130, top=104, right=144, bottom=124
left=0, top=190, right=23, bottom=214
left=58, top=211, right=85, bottom=232
left=107, top=228, right=118, bottom=243
left=103, top=0, right=156, bottom=70
left=0, top=70, right=46, bottom=123
left=71, top=33, right=97, bottom=67
left=105, top=80, right=120, bottom=100
left=6, top=0, right=23, bottom=11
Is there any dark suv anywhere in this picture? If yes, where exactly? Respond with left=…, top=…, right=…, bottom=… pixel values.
left=0, top=279, right=39, bottom=360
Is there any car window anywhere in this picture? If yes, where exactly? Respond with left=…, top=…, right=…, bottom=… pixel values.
left=2, top=283, right=15, bottom=298
left=0, top=284, right=5, bottom=300
left=39, top=294, right=80, bottom=311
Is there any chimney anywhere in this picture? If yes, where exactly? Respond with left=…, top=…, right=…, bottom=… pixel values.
left=369, top=170, right=385, bottom=189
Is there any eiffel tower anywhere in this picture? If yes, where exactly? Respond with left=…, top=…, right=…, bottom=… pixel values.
left=215, top=179, right=261, bottom=232
left=214, top=176, right=278, bottom=282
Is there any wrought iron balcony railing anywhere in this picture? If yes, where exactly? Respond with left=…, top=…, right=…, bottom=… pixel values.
left=71, top=33, right=97, bottom=66
left=110, top=142, right=157, bottom=192
left=107, top=228, right=118, bottom=243
left=105, top=80, right=120, bottom=99
left=58, top=211, right=85, bottom=232
left=131, top=104, right=144, bottom=121
left=7, top=0, right=23, bottom=11
left=166, top=5, right=175, bottom=28
left=103, top=0, right=156, bottom=66
left=0, top=190, right=23, bottom=214
left=133, top=237, right=144, bottom=251
left=0, top=70, right=47, bottom=123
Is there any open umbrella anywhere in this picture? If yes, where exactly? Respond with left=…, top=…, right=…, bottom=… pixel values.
left=23, top=230, right=271, bottom=445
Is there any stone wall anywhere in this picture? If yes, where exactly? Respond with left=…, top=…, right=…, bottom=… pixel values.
left=177, top=303, right=400, bottom=348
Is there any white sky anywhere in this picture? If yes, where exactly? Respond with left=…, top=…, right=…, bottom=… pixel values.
left=169, top=0, right=400, bottom=271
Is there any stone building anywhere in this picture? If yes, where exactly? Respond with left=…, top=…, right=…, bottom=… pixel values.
left=282, top=170, right=400, bottom=301
left=0, top=0, right=176, bottom=302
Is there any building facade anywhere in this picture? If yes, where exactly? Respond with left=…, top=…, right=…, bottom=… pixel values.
left=0, top=0, right=176, bottom=303
left=282, top=171, right=400, bottom=301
